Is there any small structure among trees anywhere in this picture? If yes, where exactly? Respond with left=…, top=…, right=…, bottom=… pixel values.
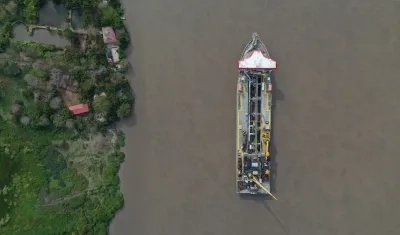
left=102, top=26, right=120, bottom=63
left=68, top=104, right=89, bottom=115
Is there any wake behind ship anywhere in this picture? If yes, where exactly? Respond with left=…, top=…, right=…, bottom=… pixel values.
left=236, top=33, right=277, bottom=198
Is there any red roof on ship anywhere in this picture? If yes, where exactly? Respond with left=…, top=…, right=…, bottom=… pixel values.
left=69, top=104, right=89, bottom=115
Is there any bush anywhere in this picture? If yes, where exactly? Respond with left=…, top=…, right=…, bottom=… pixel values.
left=92, top=96, right=111, bottom=114
left=51, top=113, right=66, bottom=128
left=65, top=119, right=75, bottom=129
left=49, top=96, right=63, bottom=110
left=0, top=23, right=12, bottom=52
left=22, top=89, right=34, bottom=100
left=29, top=68, right=48, bottom=79
left=23, top=0, right=39, bottom=24
left=115, top=131, right=125, bottom=150
left=38, top=115, right=50, bottom=127
left=117, top=32, right=129, bottom=51
left=10, top=40, right=59, bottom=58
left=0, top=61, right=21, bottom=77
left=71, top=67, right=86, bottom=82
left=99, top=6, right=122, bottom=28
left=63, top=28, right=74, bottom=40
left=117, top=103, right=131, bottom=119
left=79, top=80, right=95, bottom=101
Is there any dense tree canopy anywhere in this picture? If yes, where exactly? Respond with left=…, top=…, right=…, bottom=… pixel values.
left=99, top=6, right=122, bottom=28
left=23, top=0, right=38, bottom=24
left=0, top=0, right=132, bottom=233
left=117, top=103, right=131, bottom=119
left=0, top=23, right=12, bottom=52
left=117, top=31, right=130, bottom=51
left=0, top=61, right=21, bottom=77
left=93, top=95, right=112, bottom=114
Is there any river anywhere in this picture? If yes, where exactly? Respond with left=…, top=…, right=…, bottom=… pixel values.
left=111, top=0, right=400, bottom=234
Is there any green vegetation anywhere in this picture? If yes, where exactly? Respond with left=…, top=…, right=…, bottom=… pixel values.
left=93, top=95, right=112, bottom=114
left=117, top=31, right=130, bottom=51
left=0, top=121, right=125, bottom=234
left=0, top=0, right=132, bottom=233
left=22, top=0, right=39, bottom=24
left=0, top=23, right=12, bottom=52
left=99, top=5, right=123, bottom=29
left=62, top=28, right=74, bottom=40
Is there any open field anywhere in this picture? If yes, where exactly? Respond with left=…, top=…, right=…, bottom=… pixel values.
left=111, top=0, right=400, bottom=234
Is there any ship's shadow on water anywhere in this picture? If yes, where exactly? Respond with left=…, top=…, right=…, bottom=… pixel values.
left=270, top=71, right=283, bottom=195
left=239, top=71, right=284, bottom=201
left=239, top=72, right=288, bottom=234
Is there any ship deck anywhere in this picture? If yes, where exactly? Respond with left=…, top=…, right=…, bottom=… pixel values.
left=236, top=33, right=277, bottom=196
left=237, top=70, right=272, bottom=194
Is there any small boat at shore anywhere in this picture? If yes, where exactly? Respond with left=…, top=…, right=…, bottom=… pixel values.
left=236, top=33, right=277, bottom=198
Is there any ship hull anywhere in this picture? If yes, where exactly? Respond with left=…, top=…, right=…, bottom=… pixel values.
left=236, top=33, right=276, bottom=195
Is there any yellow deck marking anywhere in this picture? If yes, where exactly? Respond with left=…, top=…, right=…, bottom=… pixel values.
left=260, top=125, right=270, bottom=157
left=261, top=77, right=272, bottom=158
left=237, top=85, right=243, bottom=157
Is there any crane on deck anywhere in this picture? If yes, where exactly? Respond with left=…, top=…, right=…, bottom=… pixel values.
left=248, top=173, right=278, bottom=200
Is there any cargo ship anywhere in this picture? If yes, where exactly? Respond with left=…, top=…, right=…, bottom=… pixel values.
left=236, top=33, right=277, bottom=198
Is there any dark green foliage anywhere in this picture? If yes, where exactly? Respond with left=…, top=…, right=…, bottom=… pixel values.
left=117, top=103, right=131, bottom=119
left=109, top=151, right=125, bottom=164
left=10, top=40, right=60, bottom=58
left=0, top=23, right=12, bottom=52
left=65, top=39, right=108, bottom=67
left=78, top=79, right=95, bottom=101
left=28, top=68, right=48, bottom=79
left=0, top=124, right=20, bottom=219
left=99, top=6, right=122, bottom=28
left=51, top=0, right=62, bottom=5
left=117, top=31, right=130, bottom=51
left=115, top=130, right=125, bottom=150
left=61, top=0, right=98, bottom=26
left=92, top=75, right=134, bottom=123
left=71, top=67, right=85, bottom=82
left=62, top=28, right=74, bottom=41
left=0, top=61, right=21, bottom=77
left=62, top=194, right=86, bottom=210
left=51, top=113, right=66, bottom=128
left=0, top=0, right=131, bottom=233
left=22, top=0, right=39, bottom=24
left=0, top=117, right=125, bottom=234
left=44, top=148, right=66, bottom=179
left=92, top=95, right=111, bottom=114
left=60, top=168, right=88, bottom=191
left=22, top=88, right=34, bottom=100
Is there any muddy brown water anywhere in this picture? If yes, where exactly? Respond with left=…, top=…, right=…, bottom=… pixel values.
left=111, top=0, right=400, bottom=234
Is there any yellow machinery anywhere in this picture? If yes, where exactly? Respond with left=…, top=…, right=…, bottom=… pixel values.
left=248, top=173, right=277, bottom=200
left=261, top=126, right=270, bottom=157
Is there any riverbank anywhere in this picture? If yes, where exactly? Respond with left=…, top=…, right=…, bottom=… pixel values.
left=0, top=0, right=133, bottom=233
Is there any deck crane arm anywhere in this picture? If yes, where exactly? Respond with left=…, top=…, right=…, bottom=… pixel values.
left=249, top=174, right=278, bottom=200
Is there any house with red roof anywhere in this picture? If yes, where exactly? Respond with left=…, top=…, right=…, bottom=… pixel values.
left=102, top=27, right=120, bottom=64
left=102, top=27, right=117, bottom=44
left=69, top=104, right=89, bottom=115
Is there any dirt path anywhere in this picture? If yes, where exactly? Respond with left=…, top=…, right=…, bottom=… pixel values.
left=111, top=0, right=400, bottom=234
